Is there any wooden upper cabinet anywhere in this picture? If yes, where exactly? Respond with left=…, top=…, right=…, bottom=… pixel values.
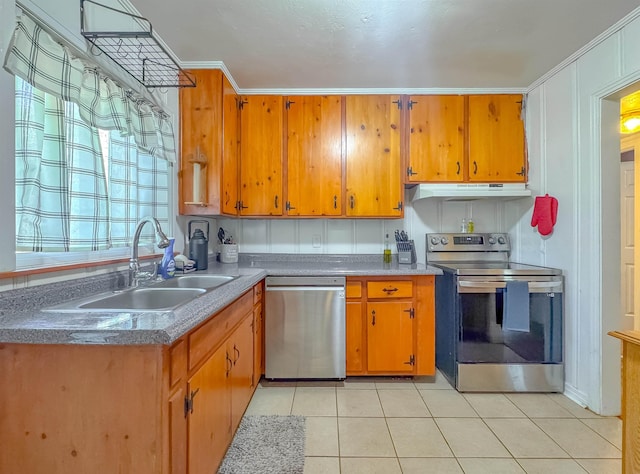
left=285, top=96, right=343, bottom=216
left=468, top=94, right=527, bottom=182
left=406, top=95, right=465, bottom=183
left=222, top=75, right=240, bottom=215
left=179, top=69, right=240, bottom=216
left=179, top=69, right=223, bottom=215
left=239, top=95, right=284, bottom=216
left=345, top=95, right=403, bottom=217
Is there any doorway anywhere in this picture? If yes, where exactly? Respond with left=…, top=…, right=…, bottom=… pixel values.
left=620, top=137, right=637, bottom=331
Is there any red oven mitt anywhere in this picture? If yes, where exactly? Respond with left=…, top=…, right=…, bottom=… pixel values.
left=531, top=194, right=558, bottom=236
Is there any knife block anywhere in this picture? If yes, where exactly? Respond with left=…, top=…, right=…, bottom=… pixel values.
left=396, top=240, right=417, bottom=264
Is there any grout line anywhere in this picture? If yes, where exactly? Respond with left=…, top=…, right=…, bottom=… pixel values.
left=254, top=377, right=622, bottom=470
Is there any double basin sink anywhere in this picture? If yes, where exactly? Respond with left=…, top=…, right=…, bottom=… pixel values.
left=44, top=275, right=237, bottom=313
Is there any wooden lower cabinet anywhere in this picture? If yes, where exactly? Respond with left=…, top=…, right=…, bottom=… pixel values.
left=609, top=330, right=640, bottom=473
left=0, top=282, right=265, bottom=474
left=367, top=301, right=414, bottom=373
left=169, top=384, right=188, bottom=474
left=187, top=312, right=254, bottom=474
left=229, top=315, right=255, bottom=432
left=188, top=343, right=232, bottom=474
left=346, top=300, right=364, bottom=373
left=345, top=275, right=435, bottom=376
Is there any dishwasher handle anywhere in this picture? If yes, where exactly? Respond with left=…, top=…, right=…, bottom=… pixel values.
left=266, top=286, right=346, bottom=293
left=265, top=276, right=346, bottom=288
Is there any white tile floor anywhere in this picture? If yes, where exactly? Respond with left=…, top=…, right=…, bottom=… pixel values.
left=244, top=372, right=622, bottom=474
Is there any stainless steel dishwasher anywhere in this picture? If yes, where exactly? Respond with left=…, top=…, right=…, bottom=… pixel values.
left=265, top=276, right=346, bottom=379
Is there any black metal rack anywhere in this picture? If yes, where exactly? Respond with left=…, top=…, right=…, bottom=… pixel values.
left=80, top=0, right=195, bottom=88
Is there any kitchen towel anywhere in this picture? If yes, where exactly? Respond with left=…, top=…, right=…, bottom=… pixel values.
left=503, top=281, right=530, bottom=332
left=530, top=194, right=558, bottom=236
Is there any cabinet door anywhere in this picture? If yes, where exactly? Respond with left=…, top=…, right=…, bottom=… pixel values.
left=345, top=95, right=403, bottom=217
left=169, top=385, right=187, bottom=474
left=188, top=344, right=231, bottom=474
left=230, top=315, right=255, bottom=432
left=346, top=301, right=364, bottom=374
left=179, top=69, right=223, bottom=215
left=468, top=94, right=526, bottom=182
left=367, top=301, right=414, bottom=373
left=286, top=96, right=343, bottom=216
left=222, top=75, right=240, bottom=215
left=407, top=95, right=465, bottom=183
left=239, top=95, right=283, bottom=215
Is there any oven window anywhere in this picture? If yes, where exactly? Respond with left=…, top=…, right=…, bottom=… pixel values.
left=458, top=290, right=562, bottom=364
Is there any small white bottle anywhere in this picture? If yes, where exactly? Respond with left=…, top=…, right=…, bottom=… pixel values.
left=461, top=218, right=468, bottom=233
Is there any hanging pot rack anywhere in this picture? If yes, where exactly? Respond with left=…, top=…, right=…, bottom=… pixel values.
left=80, top=0, right=195, bottom=89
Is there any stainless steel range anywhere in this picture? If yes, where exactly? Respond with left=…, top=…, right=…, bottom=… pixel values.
left=427, top=233, right=564, bottom=392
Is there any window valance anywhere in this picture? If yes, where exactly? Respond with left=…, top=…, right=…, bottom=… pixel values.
left=4, top=13, right=176, bottom=163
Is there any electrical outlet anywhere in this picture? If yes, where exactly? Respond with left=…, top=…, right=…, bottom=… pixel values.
left=312, top=234, right=322, bottom=248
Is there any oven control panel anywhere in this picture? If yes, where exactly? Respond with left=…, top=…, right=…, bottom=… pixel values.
left=427, top=233, right=510, bottom=252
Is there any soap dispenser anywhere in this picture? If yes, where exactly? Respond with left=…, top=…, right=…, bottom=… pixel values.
left=160, top=238, right=176, bottom=279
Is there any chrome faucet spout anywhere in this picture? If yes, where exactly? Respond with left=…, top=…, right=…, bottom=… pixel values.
left=129, top=217, right=170, bottom=287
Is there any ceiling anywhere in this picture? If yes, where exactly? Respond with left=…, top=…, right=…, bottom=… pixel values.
left=127, top=0, right=640, bottom=91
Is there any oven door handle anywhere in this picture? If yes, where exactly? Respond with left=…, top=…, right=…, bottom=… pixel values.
left=458, top=280, right=563, bottom=293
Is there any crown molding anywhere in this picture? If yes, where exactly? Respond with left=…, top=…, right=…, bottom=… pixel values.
left=527, top=5, right=640, bottom=92
left=237, top=87, right=528, bottom=95
left=179, top=61, right=240, bottom=91
left=176, top=62, right=527, bottom=95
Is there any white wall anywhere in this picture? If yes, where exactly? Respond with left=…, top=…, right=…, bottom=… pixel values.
left=517, top=8, right=640, bottom=415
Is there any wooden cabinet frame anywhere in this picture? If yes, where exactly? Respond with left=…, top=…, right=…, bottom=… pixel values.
left=0, top=282, right=265, bottom=474
left=179, top=69, right=240, bottom=216
left=345, top=275, right=435, bottom=376
left=179, top=74, right=527, bottom=217
left=403, top=94, right=527, bottom=184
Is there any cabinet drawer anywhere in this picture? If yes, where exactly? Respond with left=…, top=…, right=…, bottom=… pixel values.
left=189, top=290, right=253, bottom=370
left=367, top=281, right=413, bottom=299
left=253, top=282, right=264, bottom=305
left=346, top=281, right=362, bottom=299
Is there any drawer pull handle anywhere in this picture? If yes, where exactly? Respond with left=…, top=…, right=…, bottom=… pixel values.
left=233, top=344, right=240, bottom=364
left=382, top=287, right=398, bottom=293
left=226, top=353, right=233, bottom=377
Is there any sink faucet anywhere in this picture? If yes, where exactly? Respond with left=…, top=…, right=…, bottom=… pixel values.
left=129, top=217, right=171, bottom=287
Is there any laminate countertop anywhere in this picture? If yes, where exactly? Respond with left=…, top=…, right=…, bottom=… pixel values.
left=0, top=254, right=441, bottom=345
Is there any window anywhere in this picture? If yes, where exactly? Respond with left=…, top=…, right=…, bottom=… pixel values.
left=15, top=76, right=171, bottom=269
left=5, top=13, right=176, bottom=270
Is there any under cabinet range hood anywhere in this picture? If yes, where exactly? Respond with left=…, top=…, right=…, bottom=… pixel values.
left=408, top=183, right=532, bottom=201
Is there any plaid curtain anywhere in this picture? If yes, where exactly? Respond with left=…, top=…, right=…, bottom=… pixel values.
left=4, top=13, right=176, bottom=163
left=108, top=131, right=170, bottom=248
left=15, top=77, right=110, bottom=251
left=15, top=77, right=171, bottom=252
